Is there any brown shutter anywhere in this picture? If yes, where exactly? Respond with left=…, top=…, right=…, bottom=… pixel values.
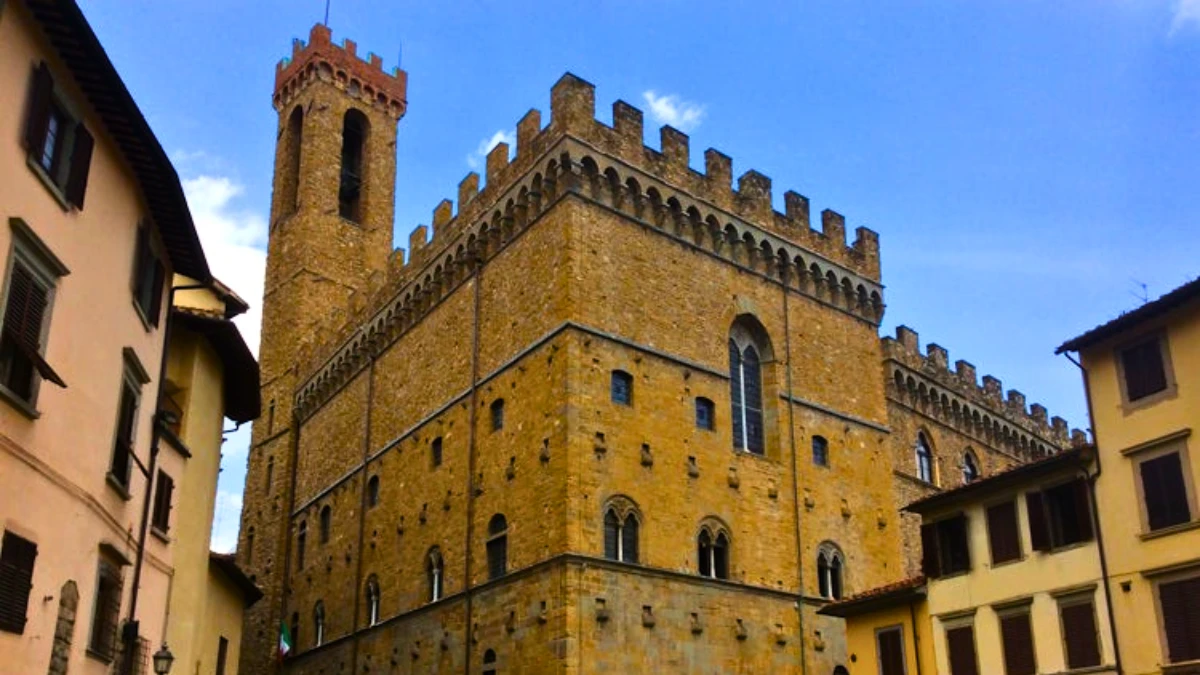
left=23, top=63, right=54, bottom=154
left=1141, top=453, right=1192, bottom=531
left=3, top=262, right=65, bottom=388
left=1061, top=600, right=1101, bottom=669
left=1160, top=576, right=1200, bottom=663
left=1000, top=612, right=1036, bottom=675
left=0, top=532, right=37, bottom=634
left=987, top=501, right=1021, bottom=564
left=946, top=625, right=979, bottom=675
left=1071, top=480, right=1094, bottom=542
left=1026, top=491, right=1050, bottom=551
left=920, top=523, right=941, bottom=578
left=64, top=125, right=94, bottom=209
left=877, top=628, right=906, bottom=675
left=951, top=514, right=971, bottom=573
left=148, top=259, right=165, bottom=327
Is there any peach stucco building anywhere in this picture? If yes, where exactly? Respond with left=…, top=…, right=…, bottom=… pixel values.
left=0, top=1, right=259, bottom=674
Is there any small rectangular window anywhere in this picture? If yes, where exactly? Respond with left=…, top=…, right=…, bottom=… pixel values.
left=1120, top=337, right=1168, bottom=402
left=1140, top=451, right=1191, bottom=531
left=132, top=226, right=166, bottom=327
left=109, top=378, right=140, bottom=490
left=1159, top=574, right=1200, bottom=663
left=611, top=370, right=632, bottom=406
left=151, top=470, right=174, bottom=534
left=216, top=636, right=229, bottom=675
left=695, top=397, right=714, bottom=431
left=0, top=531, right=37, bottom=634
left=23, top=62, right=94, bottom=208
left=876, top=626, right=906, bottom=675
left=432, top=437, right=443, bottom=468
left=1059, top=596, right=1101, bottom=669
left=945, top=624, right=979, bottom=675
left=812, top=435, right=829, bottom=467
left=89, top=559, right=123, bottom=660
left=920, top=514, right=970, bottom=578
left=0, top=228, right=67, bottom=408
left=999, top=610, right=1036, bottom=675
left=986, top=501, right=1021, bottom=565
left=490, top=399, right=504, bottom=432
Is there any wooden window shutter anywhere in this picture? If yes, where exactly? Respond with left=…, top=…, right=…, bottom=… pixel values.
left=950, top=514, right=971, bottom=573
left=64, top=125, right=94, bottom=209
left=987, top=501, right=1021, bottom=565
left=1122, top=339, right=1167, bottom=401
left=3, top=262, right=65, bottom=388
left=1061, top=600, right=1101, bottom=669
left=1071, top=480, right=1094, bottom=542
left=147, top=258, right=166, bottom=327
left=1026, top=491, right=1051, bottom=551
left=152, top=472, right=174, bottom=533
left=0, top=532, right=37, bottom=634
left=945, top=625, right=979, bottom=675
left=1000, top=612, right=1036, bottom=675
left=1159, top=576, right=1200, bottom=663
left=876, top=628, right=906, bottom=675
left=1141, top=453, right=1191, bottom=531
left=920, top=523, right=941, bottom=578
left=23, top=63, right=54, bottom=154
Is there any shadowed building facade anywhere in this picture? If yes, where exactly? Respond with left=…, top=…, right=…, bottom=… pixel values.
left=236, top=25, right=1077, bottom=674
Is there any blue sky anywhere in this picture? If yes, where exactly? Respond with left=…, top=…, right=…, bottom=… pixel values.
left=75, top=1, right=1200, bottom=552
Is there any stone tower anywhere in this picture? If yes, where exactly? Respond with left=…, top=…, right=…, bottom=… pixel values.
left=238, top=24, right=406, bottom=674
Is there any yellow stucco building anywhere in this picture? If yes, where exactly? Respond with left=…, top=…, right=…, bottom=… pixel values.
left=1058, top=278, right=1200, bottom=674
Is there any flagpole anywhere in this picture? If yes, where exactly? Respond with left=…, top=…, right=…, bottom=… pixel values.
left=323, top=0, right=330, bottom=26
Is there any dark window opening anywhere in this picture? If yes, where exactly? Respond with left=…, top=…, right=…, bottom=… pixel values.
left=962, top=453, right=979, bottom=483
left=366, top=475, right=380, bottom=508
left=1027, top=480, right=1093, bottom=551
left=490, top=399, right=504, bottom=432
left=0, top=256, right=64, bottom=400
left=483, top=649, right=497, bottom=674
left=1000, top=612, right=1036, bottom=675
left=698, top=528, right=729, bottom=580
left=24, top=62, right=94, bottom=208
left=916, top=433, right=935, bottom=483
left=876, top=627, right=906, bottom=675
left=296, top=521, right=307, bottom=570
left=1159, top=575, right=1200, bottom=663
left=282, top=106, right=303, bottom=217
left=88, top=560, right=123, bottom=659
left=313, top=601, right=325, bottom=647
left=487, top=514, right=508, bottom=580
left=920, top=515, right=970, bottom=578
left=245, top=527, right=254, bottom=566
left=812, top=435, right=829, bottom=467
left=611, top=370, right=633, bottom=406
left=986, top=500, right=1021, bottom=565
left=319, top=505, right=331, bottom=544
left=1140, top=452, right=1191, bottom=531
left=132, top=226, right=166, bottom=327
left=150, top=470, right=174, bottom=534
left=603, top=509, right=639, bottom=563
left=431, top=437, right=443, bottom=468
left=216, top=636, right=229, bottom=675
left=946, top=624, right=979, bottom=675
left=365, top=576, right=381, bottom=627
left=1060, top=599, right=1101, bottom=669
left=109, top=379, right=140, bottom=490
left=695, top=397, right=714, bottom=431
left=0, top=531, right=37, bottom=634
left=428, top=549, right=444, bottom=602
left=265, top=456, right=274, bottom=493
left=1121, top=337, right=1168, bottom=402
left=338, top=110, right=368, bottom=223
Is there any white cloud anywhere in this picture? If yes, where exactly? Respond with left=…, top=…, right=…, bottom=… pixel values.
left=642, top=90, right=706, bottom=132
left=180, top=174, right=267, bottom=355
left=1172, top=0, right=1200, bottom=34
left=466, top=129, right=516, bottom=169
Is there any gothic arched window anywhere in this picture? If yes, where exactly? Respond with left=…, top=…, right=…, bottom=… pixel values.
left=319, top=505, right=332, bottom=544
left=602, top=497, right=640, bottom=564
left=483, top=649, right=497, bottom=674
left=487, top=514, right=508, bottom=580
left=338, top=109, right=369, bottom=222
left=313, top=601, right=326, bottom=647
left=916, top=433, right=936, bottom=484
left=427, top=548, right=444, bottom=602
left=697, top=520, right=731, bottom=580
left=812, top=435, right=829, bottom=467
left=281, top=105, right=303, bottom=217
left=729, top=317, right=772, bottom=456
left=365, top=575, right=381, bottom=627
left=296, top=520, right=307, bottom=570
left=817, top=543, right=845, bottom=600
left=963, top=451, right=980, bottom=484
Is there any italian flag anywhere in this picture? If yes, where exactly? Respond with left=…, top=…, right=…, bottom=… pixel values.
left=279, top=621, right=293, bottom=661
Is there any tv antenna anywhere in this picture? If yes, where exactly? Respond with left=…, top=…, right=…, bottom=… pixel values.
left=1129, top=278, right=1149, bottom=305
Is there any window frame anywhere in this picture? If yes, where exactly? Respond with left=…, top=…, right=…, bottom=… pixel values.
left=610, top=370, right=633, bottom=406
left=23, top=62, right=93, bottom=210
left=943, top=618, right=979, bottom=675
left=319, top=505, right=332, bottom=544
left=108, top=352, right=150, bottom=496
left=1113, top=329, right=1177, bottom=411
left=915, top=433, right=936, bottom=485
left=1029, top=479, right=1094, bottom=552
left=697, top=520, right=731, bottom=580
left=1127, top=436, right=1196, bottom=536
left=985, top=499, right=1023, bottom=566
left=874, top=624, right=907, bottom=675
left=130, top=224, right=167, bottom=330
left=365, top=575, right=381, bottom=627
left=313, top=601, right=326, bottom=647
left=366, top=474, right=380, bottom=509
left=695, top=396, right=715, bottom=431
left=1152, top=566, right=1200, bottom=665
left=86, top=556, right=124, bottom=662
left=431, top=436, right=443, bottom=468
left=922, top=514, right=971, bottom=579
left=490, top=399, right=505, bottom=432
left=1056, top=592, right=1102, bottom=670
left=427, top=548, right=444, bottom=603
left=962, top=451, right=980, bottom=484
left=486, top=514, right=509, bottom=580
left=0, top=531, right=37, bottom=635
left=150, top=469, right=174, bottom=537
left=0, top=219, right=69, bottom=415
left=817, top=542, right=845, bottom=600
left=996, top=603, right=1037, bottom=675
left=812, top=435, right=830, bottom=468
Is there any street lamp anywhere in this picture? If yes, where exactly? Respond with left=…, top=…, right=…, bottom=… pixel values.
left=152, top=643, right=175, bottom=674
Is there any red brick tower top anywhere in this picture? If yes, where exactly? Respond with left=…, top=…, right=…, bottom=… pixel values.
left=272, top=24, right=407, bottom=119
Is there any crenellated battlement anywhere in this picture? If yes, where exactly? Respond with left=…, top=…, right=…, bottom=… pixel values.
left=273, top=24, right=407, bottom=118
left=882, top=325, right=1086, bottom=459
left=290, top=72, right=891, bottom=416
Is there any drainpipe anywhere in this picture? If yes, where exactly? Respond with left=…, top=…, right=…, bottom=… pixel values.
left=120, top=282, right=206, bottom=675
left=909, top=599, right=924, bottom=675
left=1062, top=351, right=1123, bottom=675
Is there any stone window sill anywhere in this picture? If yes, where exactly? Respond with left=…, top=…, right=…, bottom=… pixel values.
left=106, top=472, right=132, bottom=501
left=1141, top=519, right=1200, bottom=541
left=151, top=526, right=170, bottom=544
left=26, top=155, right=71, bottom=212
left=0, top=383, right=40, bottom=420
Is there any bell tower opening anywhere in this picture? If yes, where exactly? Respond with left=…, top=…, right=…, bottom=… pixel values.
left=338, top=109, right=368, bottom=223
left=281, top=105, right=303, bottom=218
